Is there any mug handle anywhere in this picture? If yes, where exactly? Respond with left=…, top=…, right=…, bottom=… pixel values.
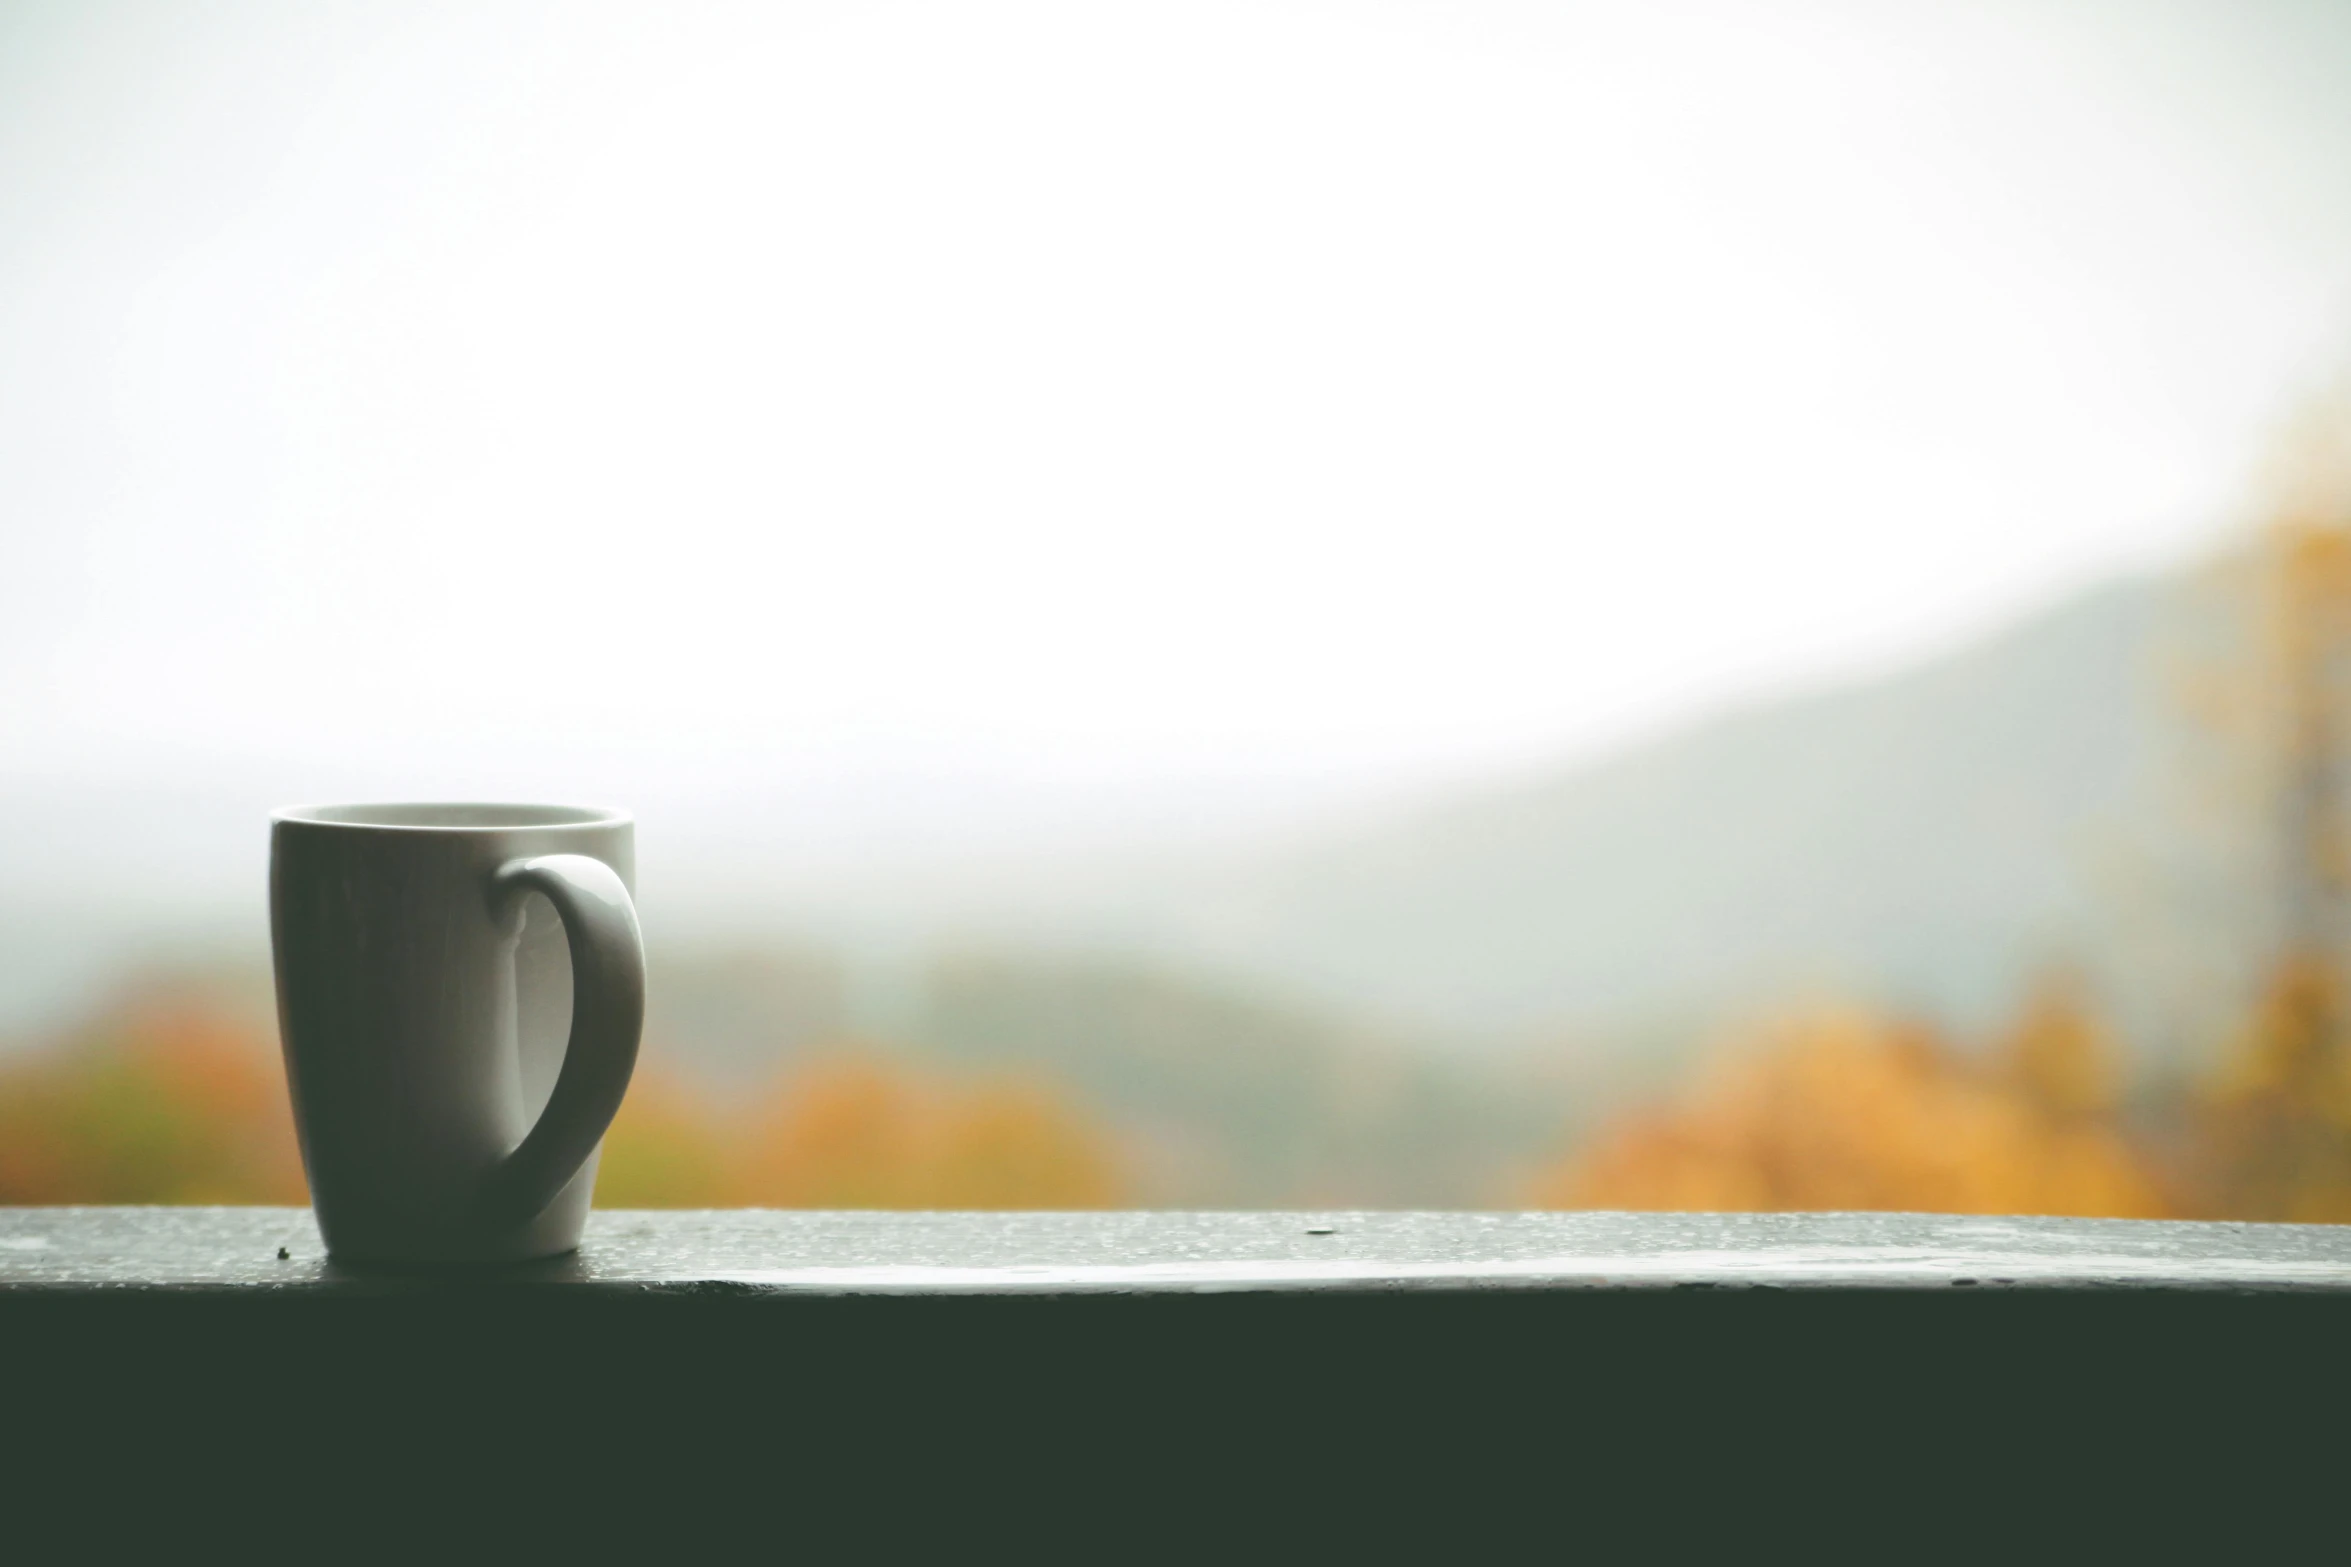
left=477, top=853, right=645, bottom=1229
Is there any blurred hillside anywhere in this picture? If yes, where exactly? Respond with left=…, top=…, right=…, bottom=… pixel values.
left=614, top=947, right=1583, bottom=1205
left=0, top=569, right=2217, bottom=1078
left=720, top=570, right=2220, bottom=1079
left=10, top=533, right=2351, bottom=1214
left=9, top=949, right=1577, bottom=1207
left=1120, top=575, right=2191, bottom=1047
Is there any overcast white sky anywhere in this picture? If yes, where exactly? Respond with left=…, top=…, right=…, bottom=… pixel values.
left=4, top=0, right=2350, bottom=833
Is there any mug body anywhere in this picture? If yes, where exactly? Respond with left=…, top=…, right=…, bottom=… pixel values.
left=270, top=804, right=634, bottom=1263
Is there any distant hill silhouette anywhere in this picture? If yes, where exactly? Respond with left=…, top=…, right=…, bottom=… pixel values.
left=1118, top=574, right=2223, bottom=1057
left=2, top=571, right=2254, bottom=1083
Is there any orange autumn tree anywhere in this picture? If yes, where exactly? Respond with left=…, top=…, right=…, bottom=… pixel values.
left=2202, top=955, right=2351, bottom=1221
left=590, top=1068, right=739, bottom=1208
left=0, top=998, right=305, bottom=1204
left=3, top=982, right=1126, bottom=1212
left=1533, top=987, right=2166, bottom=1217
left=2195, top=394, right=2351, bottom=1219
left=593, top=1053, right=1126, bottom=1210
left=729, top=1056, right=1124, bottom=1209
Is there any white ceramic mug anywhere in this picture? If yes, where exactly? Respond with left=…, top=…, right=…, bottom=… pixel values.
left=269, top=804, right=644, bottom=1264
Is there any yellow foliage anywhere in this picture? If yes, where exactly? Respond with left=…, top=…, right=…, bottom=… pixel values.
left=593, top=1070, right=737, bottom=1208
left=1532, top=1005, right=2168, bottom=1218
left=1998, top=975, right=2118, bottom=1119
left=737, top=1058, right=933, bottom=1207
left=2201, top=954, right=2351, bottom=1221
left=2183, top=391, right=2351, bottom=1221
left=0, top=994, right=1126, bottom=1212
left=0, top=1001, right=307, bottom=1205
left=732, top=1057, right=1123, bottom=1209
left=927, top=1082, right=1126, bottom=1210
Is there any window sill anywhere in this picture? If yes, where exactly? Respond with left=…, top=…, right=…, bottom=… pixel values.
left=8, top=1206, right=2343, bottom=1537
left=6, top=1205, right=2351, bottom=1292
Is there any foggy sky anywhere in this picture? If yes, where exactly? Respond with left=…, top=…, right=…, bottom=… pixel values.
left=4, top=0, right=2350, bottom=830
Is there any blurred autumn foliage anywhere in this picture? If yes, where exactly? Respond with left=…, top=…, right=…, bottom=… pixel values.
left=0, top=1000, right=1124, bottom=1210
left=2180, top=406, right=2351, bottom=1222
left=2199, top=957, right=2351, bottom=1220
left=0, top=996, right=306, bottom=1205
left=596, top=1055, right=1123, bottom=1209
left=1530, top=982, right=2170, bottom=1217
left=0, top=969, right=2292, bottom=1220
left=20, top=401, right=2351, bottom=1220
left=1527, top=393, right=2351, bottom=1221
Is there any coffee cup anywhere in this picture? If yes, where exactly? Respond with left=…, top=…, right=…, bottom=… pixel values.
left=269, top=803, right=644, bottom=1263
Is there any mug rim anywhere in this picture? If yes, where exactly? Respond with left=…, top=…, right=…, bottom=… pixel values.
left=272, top=802, right=631, bottom=832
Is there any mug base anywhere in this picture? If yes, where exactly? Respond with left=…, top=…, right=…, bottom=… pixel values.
left=311, top=1166, right=597, bottom=1268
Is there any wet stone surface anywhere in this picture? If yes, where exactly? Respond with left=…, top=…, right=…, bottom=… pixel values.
left=5, top=1206, right=2351, bottom=1293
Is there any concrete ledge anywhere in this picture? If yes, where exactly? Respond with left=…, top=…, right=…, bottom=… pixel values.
left=9, top=1206, right=2351, bottom=1292
left=8, top=1206, right=2344, bottom=1547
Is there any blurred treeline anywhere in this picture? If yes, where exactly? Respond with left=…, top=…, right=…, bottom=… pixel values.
left=0, top=963, right=1138, bottom=1209
left=1528, top=392, right=2351, bottom=1221
left=0, top=952, right=1572, bottom=1209
left=4, top=947, right=2347, bottom=1217
left=15, top=403, right=2351, bottom=1217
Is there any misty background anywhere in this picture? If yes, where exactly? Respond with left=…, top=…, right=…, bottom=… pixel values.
left=7, top=0, right=2351, bottom=1204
